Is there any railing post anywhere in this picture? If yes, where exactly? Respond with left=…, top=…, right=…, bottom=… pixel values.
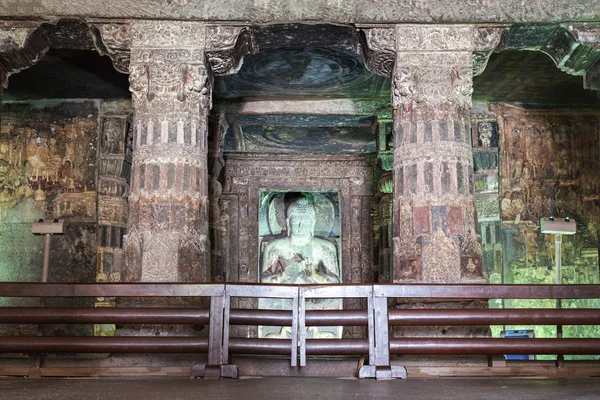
left=359, top=285, right=406, bottom=379
left=222, top=285, right=299, bottom=370
left=190, top=284, right=237, bottom=379
left=298, top=288, right=306, bottom=366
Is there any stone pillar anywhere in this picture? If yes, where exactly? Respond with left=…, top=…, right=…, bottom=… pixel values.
left=391, top=25, right=484, bottom=284
left=207, top=113, right=227, bottom=282
left=123, top=21, right=212, bottom=282
left=376, top=119, right=394, bottom=282
left=96, top=100, right=132, bottom=285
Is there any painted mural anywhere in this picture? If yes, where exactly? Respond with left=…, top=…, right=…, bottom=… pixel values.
left=496, top=104, right=600, bottom=284
left=258, top=191, right=342, bottom=339
left=0, top=100, right=99, bottom=221
left=489, top=104, right=600, bottom=358
left=0, top=100, right=99, bottom=336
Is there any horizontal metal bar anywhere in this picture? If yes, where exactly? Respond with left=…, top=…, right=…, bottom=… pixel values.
left=229, top=309, right=369, bottom=326
left=226, top=284, right=298, bottom=298
left=389, top=338, right=600, bottom=355
left=375, top=284, right=600, bottom=299
left=228, top=338, right=292, bottom=355
left=1, top=283, right=598, bottom=300
left=229, top=309, right=292, bottom=326
left=0, top=283, right=225, bottom=298
left=305, top=339, right=369, bottom=355
left=6, top=336, right=599, bottom=357
left=0, top=308, right=210, bottom=325
left=0, top=337, right=208, bottom=353
left=227, top=338, right=369, bottom=356
left=305, top=310, right=369, bottom=326
left=0, top=307, right=364, bottom=326
left=388, top=308, right=600, bottom=326
left=300, top=285, right=373, bottom=298
left=12, top=307, right=599, bottom=328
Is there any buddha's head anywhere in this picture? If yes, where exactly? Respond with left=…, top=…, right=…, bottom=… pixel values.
left=286, top=198, right=316, bottom=239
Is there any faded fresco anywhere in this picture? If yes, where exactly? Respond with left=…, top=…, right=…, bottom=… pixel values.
left=0, top=100, right=99, bottom=337
left=496, top=105, right=600, bottom=284
left=258, top=191, right=342, bottom=338
left=489, top=104, right=600, bottom=357
left=0, top=101, right=99, bottom=221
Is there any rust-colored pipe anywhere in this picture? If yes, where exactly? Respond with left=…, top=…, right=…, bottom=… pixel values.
left=226, top=338, right=370, bottom=356
left=229, top=309, right=369, bottom=326
left=229, top=310, right=292, bottom=326
left=0, top=308, right=369, bottom=326
left=228, top=338, right=291, bottom=355
left=0, top=336, right=208, bottom=353
left=389, top=308, right=600, bottom=326
left=389, top=338, right=600, bottom=355
left=305, top=339, right=369, bottom=355
left=0, top=308, right=210, bottom=325
left=305, top=310, right=368, bottom=326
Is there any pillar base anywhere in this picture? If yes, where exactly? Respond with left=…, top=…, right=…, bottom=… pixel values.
left=190, top=364, right=238, bottom=379
left=358, top=365, right=407, bottom=379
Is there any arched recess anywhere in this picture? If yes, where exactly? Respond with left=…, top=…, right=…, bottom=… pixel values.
left=475, top=24, right=600, bottom=90
left=0, top=19, right=132, bottom=338
left=210, top=24, right=395, bottom=340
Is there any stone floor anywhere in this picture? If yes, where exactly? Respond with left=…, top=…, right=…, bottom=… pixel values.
left=0, top=377, right=599, bottom=400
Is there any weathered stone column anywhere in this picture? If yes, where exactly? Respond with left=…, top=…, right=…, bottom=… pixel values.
left=123, top=21, right=212, bottom=282
left=376, top=119, right=394, bottom=282
left=96, top=100, right=132, bottom=285
left=391, top=25, right=485, bottom=284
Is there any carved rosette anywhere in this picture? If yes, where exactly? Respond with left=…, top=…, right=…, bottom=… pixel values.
left=391, top=25, right=484, bottom=284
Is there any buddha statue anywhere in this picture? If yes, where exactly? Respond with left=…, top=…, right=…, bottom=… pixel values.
left=261, top=197, right=340, bottom=284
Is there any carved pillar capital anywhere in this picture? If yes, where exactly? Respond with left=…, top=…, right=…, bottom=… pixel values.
left=392, top=25, right=482, bottom=117
left=129, top=21, right=212, bottom=109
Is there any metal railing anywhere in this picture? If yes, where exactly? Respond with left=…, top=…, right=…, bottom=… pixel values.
left=1, top=283, right=600, bottom=379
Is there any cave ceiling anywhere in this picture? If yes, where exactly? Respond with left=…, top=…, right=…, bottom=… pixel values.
left=2, top=23, right=599, bottom=154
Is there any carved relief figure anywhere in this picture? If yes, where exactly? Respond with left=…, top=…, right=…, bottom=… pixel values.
left=261, top=197, right=340, bottom=284
left=478, top=122, right=493, bottom=148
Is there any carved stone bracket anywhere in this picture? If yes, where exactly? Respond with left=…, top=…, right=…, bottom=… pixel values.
left=90, top=22, right=254, bottom=77
left=128, top=22, right=254, bottom=107
left=360, top=28, right=396, bottom=77
left=205, top=25, right=255, bottom=76
left=473, top=26, right=506, bottom=77
left=498, top=24, right=600, bottom=90
left=90, top=22, right=131, bottom=74
left=0, top=22, right=50, bottom=88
